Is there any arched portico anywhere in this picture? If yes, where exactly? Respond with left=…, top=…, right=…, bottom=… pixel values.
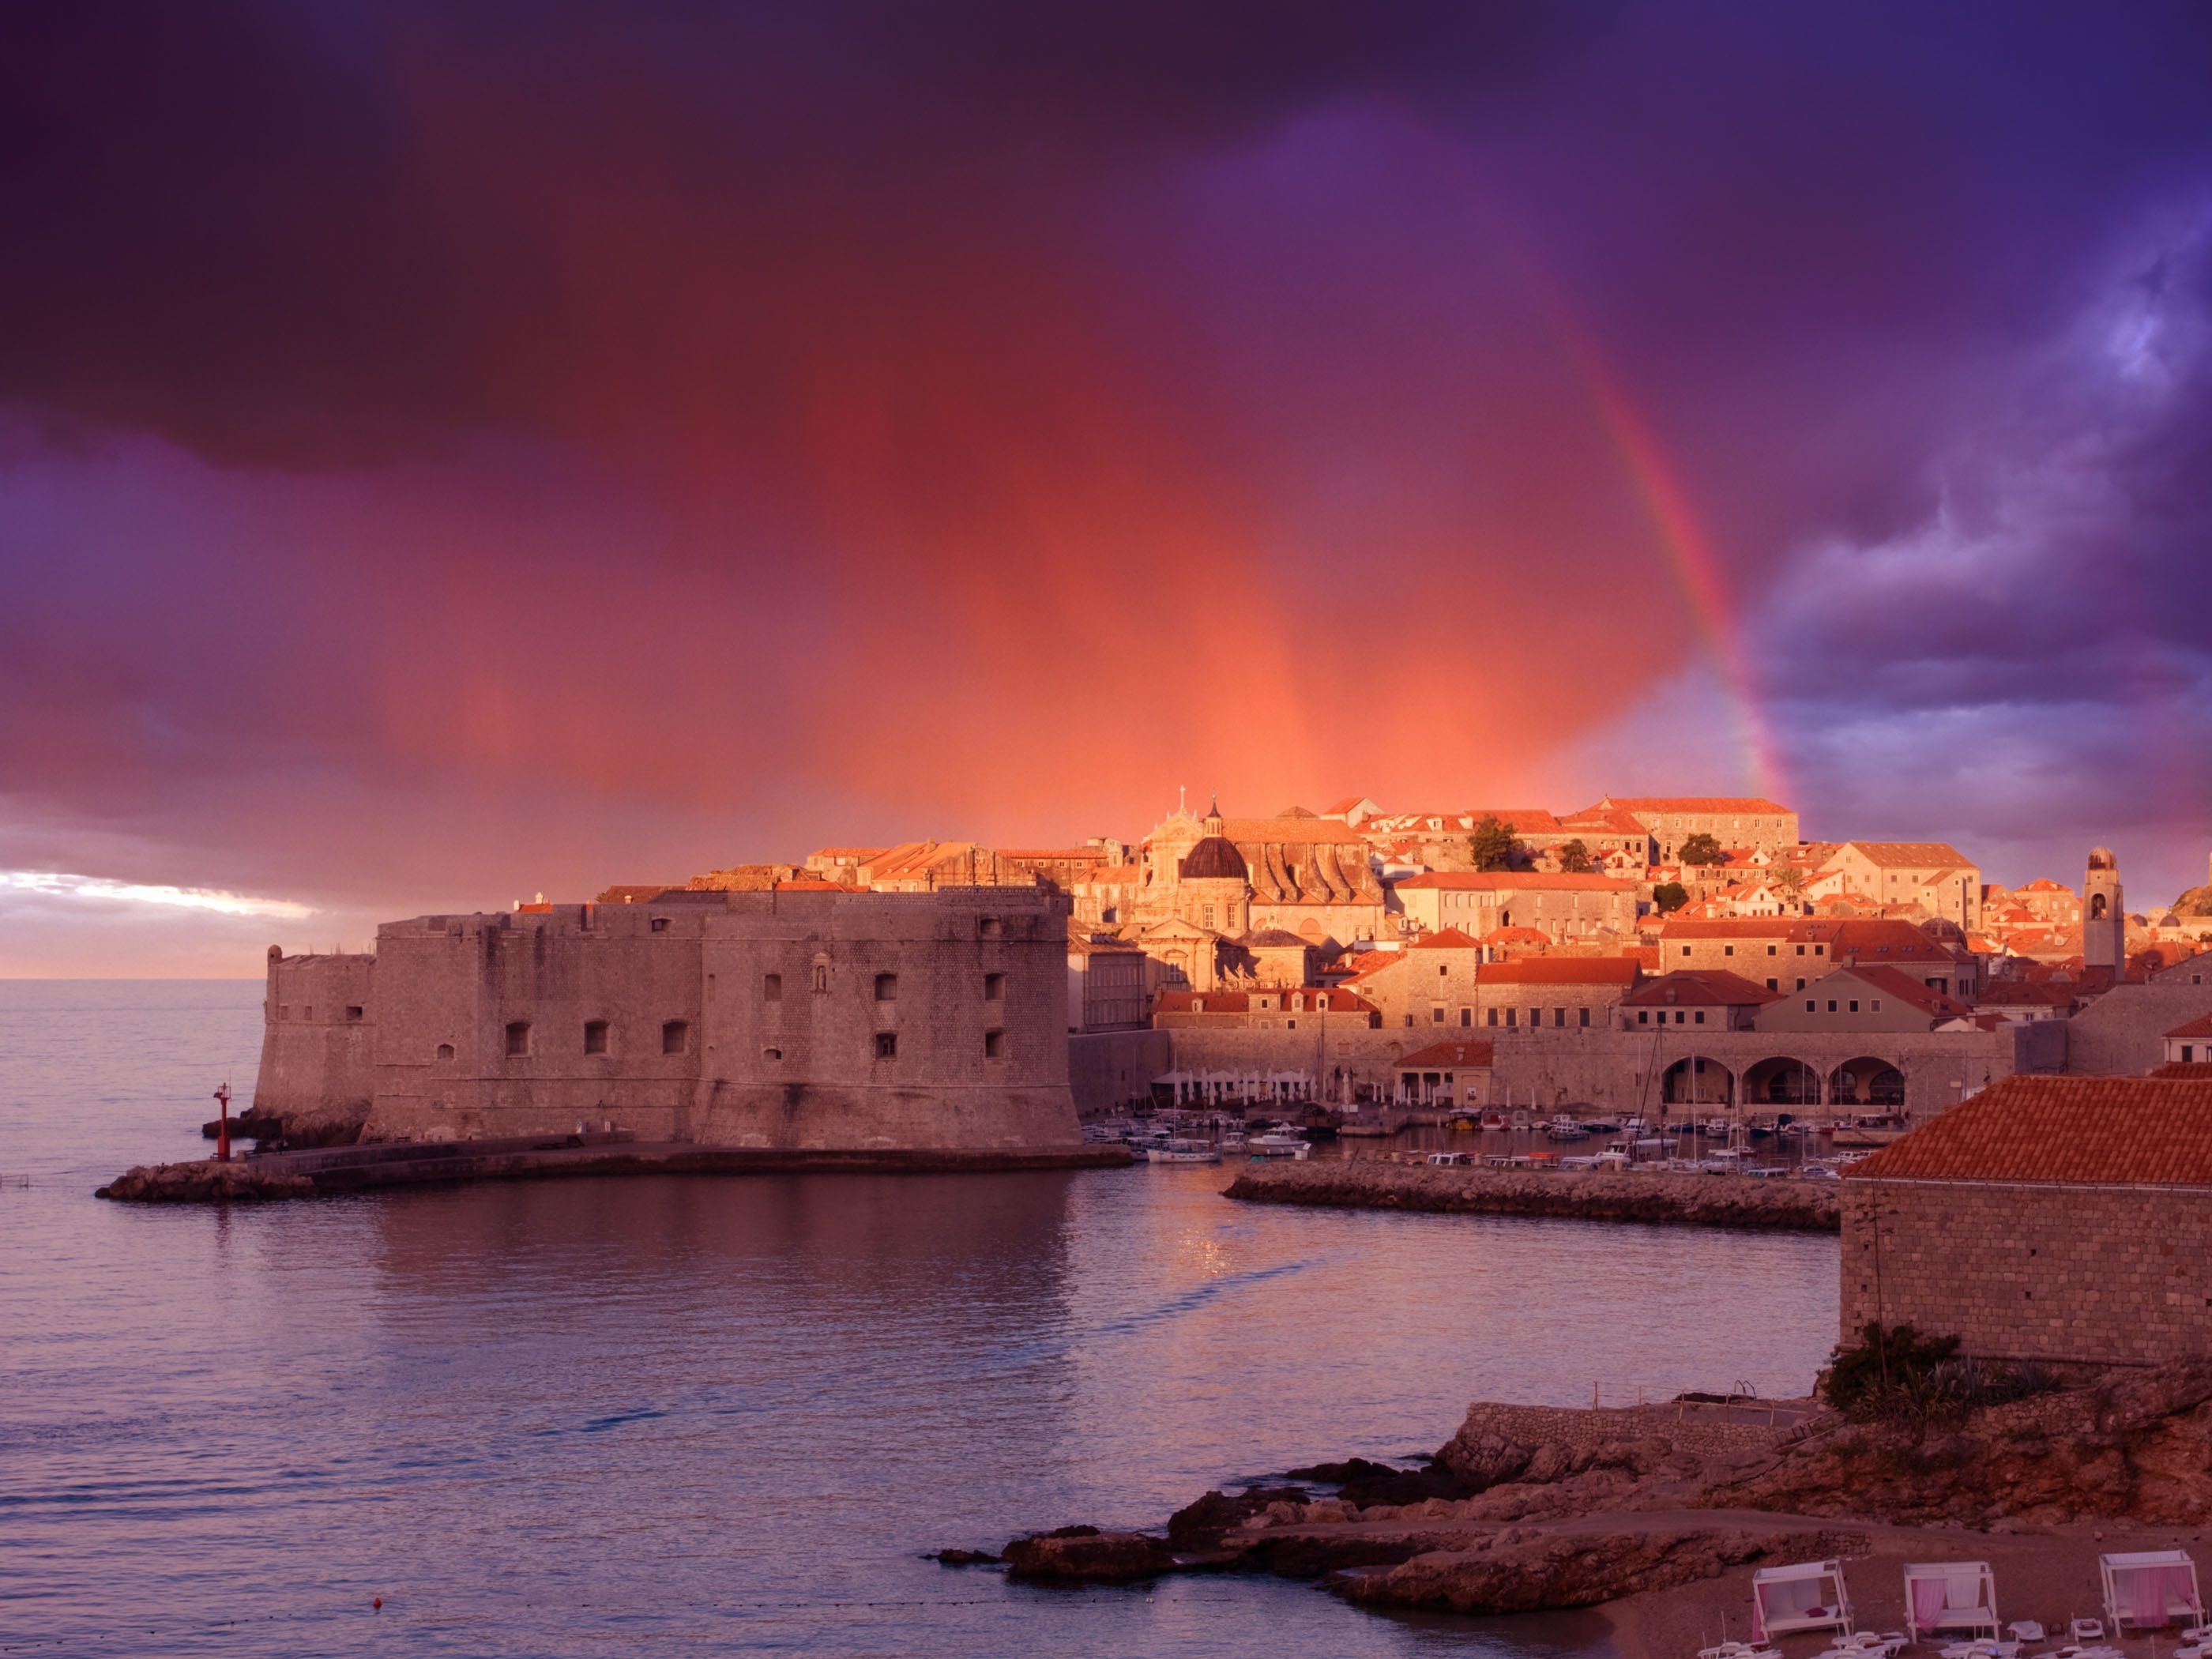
left=1741, top=1055, right=1823, bottom=1107
left=1660, top=1055, right=1735, bottom=1105
left=1828, top=1056, right=1905, bottom=1109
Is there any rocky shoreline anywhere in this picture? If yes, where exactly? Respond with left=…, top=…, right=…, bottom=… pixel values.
left=1226, top=1158, right=1841, bottom=1231
left=978, top=1362, right=2212, bottom=1653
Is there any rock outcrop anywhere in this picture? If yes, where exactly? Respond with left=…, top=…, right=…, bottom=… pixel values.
left=96, top=1161, right=315, bottom=1202
left=1227, top=1160, right=1840, bottom=1231
left=1001, top=1526, right=1178, bottom=1582
left=200, top=1103, right=367, bottom=1149
left=1339, top=1525, right=1858, bottom=1615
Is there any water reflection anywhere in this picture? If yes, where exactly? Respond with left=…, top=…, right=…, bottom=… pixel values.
left=1, top=984, right=1839, bottom=1657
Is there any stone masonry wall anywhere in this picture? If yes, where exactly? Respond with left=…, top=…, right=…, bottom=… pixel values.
left=1451, top=1401, right=1789, bottom=1462
left=2062, top=984, right=2212, bottom=1078
left=253, top=950, right=377, bottom=1118
left=1841, top=1179, right=2212, bottom=1366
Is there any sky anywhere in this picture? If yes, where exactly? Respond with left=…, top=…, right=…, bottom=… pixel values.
left=5, top=2, right=2212, bottom=975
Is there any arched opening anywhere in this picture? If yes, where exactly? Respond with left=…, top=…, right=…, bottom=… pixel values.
left=1741, top=1056, right=1823, bottom=1107
left=2090, top=893, right=2108, bottom=920
left=1828, top=1057, right=1906, bottom=1110
left=1660, top=1055, right=1735, bottom=1105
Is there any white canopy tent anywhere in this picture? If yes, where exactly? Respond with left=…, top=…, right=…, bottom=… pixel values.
left=1904, top=1562, right=1999, bottom=1642
left=2101, top=1550, right=2203, bottom=1632
left=1751, top=1559, right=1853, bottom=1640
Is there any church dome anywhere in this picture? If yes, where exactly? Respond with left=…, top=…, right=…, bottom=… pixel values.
left=2089, top=846, right=2118, bottom=871
left=1180, top=836, right=1248, bottom=882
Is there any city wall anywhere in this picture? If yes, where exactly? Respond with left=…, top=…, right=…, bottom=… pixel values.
left=258, top=888, right=1085, bottom=1154
left=2060, top=983, right=2212, bottom=1078
left=1841, top=1179, right=2212, bottom=1367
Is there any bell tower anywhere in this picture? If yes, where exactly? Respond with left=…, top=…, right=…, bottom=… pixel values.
left=2082, top=846, right=2124, bottom=974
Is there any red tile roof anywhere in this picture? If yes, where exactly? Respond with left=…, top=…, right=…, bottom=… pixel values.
left=1841, top=963, right=1973, bottom=1019
left=2150, top=1062, right=2212, bottom=1081
left=1622, top=969, right=1781, bottom=1006
left=1395, top=872, right=1635, bottom=892
left=1477, top=957, right=1642, bottom=985
left=1596, top=796, right=1795, bottom=814
left=1846, top=1075, right=2212, bottom=1187
left=2166, top=1013, right=2212, bottom=1040
left=1396, top=1040, right=1496, bottom=1069
left=1973, top=982, right=2081, bottom=1007
left=1154, top=988, right=1379, bottom=1017
left=1218, top=817, right=1367, bottom=846
left=1837, top=840, right=1975, bottom=868
left=1409, top=927, right=1483, bottom=950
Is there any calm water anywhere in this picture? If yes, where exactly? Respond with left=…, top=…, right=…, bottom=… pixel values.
left=0, top=982, right=1841, bottom=1657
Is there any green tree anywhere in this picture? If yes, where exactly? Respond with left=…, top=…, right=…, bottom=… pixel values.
left=1557, top=838, right=1593, bottom=874
left=1470, top=815, right=1525, bottom=872
left=1678, top=832, right=1726, bottom=867
left=1652, top=881, right=1689, bottom=913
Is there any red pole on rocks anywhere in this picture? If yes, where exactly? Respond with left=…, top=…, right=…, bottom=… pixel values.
left=213, top=1082, right=232, bottom=1163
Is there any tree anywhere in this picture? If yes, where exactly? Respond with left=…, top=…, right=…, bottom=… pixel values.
left=1653, top=881, right=1689, bottom=913
left=1557, top=838, right=1593, bottom=874
left=1470, top=815, right=1525, bottom=873
left=1678, top=832, right=1725, bottom=867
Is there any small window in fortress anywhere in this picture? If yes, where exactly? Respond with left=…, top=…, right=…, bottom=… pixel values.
left=505, top=1022, right=531, bottom=1056
left=984, top=1029, right=1004, bottom=1059
left=437, top=1042, right=455, bottom=1060
left=763, top=973, right=782, bottom=1003
left=811, top=954, right=830, bottom=994
left=650, top=916, right=670, bottom=933
left=762, top=1046, right=783, bottom=1062
left=984, top=972, right=1005, bottom=1002
left=662, top=1021, right=688, bottom=1055
left=585, top=1020, right=609, bottom=1055
left=280, top=1004, right=290, bottom=1020
left=979, top=916, right=1004, bottom=939
left=304, top=1005, right=314, bottom=1021
left=346, top=1006, right=363, bottom=1021
left=874, top=1031, right=897, bottom=1059
left=875, top=973, right=897, bottom=1002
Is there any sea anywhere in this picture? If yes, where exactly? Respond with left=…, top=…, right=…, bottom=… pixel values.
left=0, top=980, right=1841, bottom=1657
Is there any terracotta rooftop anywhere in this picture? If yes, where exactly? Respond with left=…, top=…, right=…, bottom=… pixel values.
left=1973, top=982, right=2082, bottom=1006
left=1838, top=840, right=1976, bottom=868
left=1394, top=872, right=1635, bottom=892
left=2166, top=1013, right=2212, bottom=1040
left=595, top=883, right=673, bottom=904
left=1838, top=963, right=1973, bottom=1019
left=1594, top=796, right=1794, bottom=815
left=1846, top=1075, right=2212, bottom=1187
left=1410, top=927, right=1484, bottom=950
left=1154, top=988, right=1379, bottom=1017
left=1217, top=816, right=1367, bottom=846
left=2150, top=1062, right=2212, bottom=1081
left=1477, top=957, right=1642, bottom=985
left=1621, top=969, right=1781, bottom=1006
left=1395, top=1040, right=1496, bottom=1069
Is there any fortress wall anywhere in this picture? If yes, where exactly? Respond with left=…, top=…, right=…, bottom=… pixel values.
left=1158, top=1025, right=1421, bottom=1098
left=2061, top=983, right=2212, bottom=1076
left=303, top=887, right=1080, bottom=1151
left=252, top=950, right=377, bottom=1117
left=1068, top=1028, right=1170, bottom=1116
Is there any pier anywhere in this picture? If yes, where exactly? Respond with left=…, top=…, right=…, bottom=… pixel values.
left=1224, top=1157, right=1840, bottom=1231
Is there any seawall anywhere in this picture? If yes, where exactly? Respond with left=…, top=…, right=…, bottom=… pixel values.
left=1224, top=1160, right=1839, bottom=1231
left=98, top=1137, right=1130, bottom=1202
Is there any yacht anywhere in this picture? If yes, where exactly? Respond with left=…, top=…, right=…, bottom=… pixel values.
left=1148, top=1138, right=1223, bottom=1165
left=1247, top=1132, right=1311, bottom=1160
left=1544, top=1115, right=1589, bottom=1140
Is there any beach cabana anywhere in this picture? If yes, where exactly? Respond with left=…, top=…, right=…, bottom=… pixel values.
left=2101, top=1550, right=2203, bottom=1632
left=1905, top=1563, right=1999, bottom=1642
left=1751, top=1559, right=1853, bottom=1640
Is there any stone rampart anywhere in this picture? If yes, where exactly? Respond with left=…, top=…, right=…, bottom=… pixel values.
left=1069, top=1027, right=1170, bottom=1116
left=2062, top=984, right=2212, bottom=1077
left=1227, top=1159, right=1839, bottom=1230
left=1842, top=1179, right=2212, bottom=1366
left=253, top=950, right=377, bottom=1120
left=1448, top=1401, right=1789, bottom=1465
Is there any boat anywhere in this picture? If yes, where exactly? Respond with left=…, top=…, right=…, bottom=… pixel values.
left=1579, top=1117, right=1620, bottom=1134
left=1698, top=1148, right=1748, bottom=1173
left=1247, top=1133, right=1311, bottom=1160
left=1426, top=1151, right=1471, bottom=1167
left=1796, top=1161, right=1838, bottom=1179
left=1544, top=1115, right=1589, bottom=1140
left=1508, top=1110, right=1532, bottom=1130
left=1621, top=1115, right=1650, bottom=1134
left=1480, top=1111, right=1508, bottom=1130
left=1702, top=1116, right=1732, bottom=1137
left=1149, top=1139, right=1223, bottom=1165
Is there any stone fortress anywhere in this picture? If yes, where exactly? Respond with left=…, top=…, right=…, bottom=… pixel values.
left=255, top=886, right=1084, bottom=1153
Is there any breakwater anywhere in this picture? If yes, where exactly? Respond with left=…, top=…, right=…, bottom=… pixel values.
left=1225, top=1159, right=1840, bottom=1231
left=97, top=1135, right=1130, bottom=1202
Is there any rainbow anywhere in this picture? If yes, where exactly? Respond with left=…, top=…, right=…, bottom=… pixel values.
left=1482, top=201, right=1792, bottom=804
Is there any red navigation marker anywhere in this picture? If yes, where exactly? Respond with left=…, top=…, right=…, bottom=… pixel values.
left=213, top=1081, right=232, bottom=1164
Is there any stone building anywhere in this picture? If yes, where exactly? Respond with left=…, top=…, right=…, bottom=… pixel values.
left=1840, top=1075, right=2212, bottom=1367
left=1812, top=841, right=1984, bottom=931
left=1584, top=796, right=1799, bottom=860
left=2166, top=1014, right=2212, bottom=1066
left=1135, top=799, right=1385, bottom=947
left=1658, top=917, right=1977, bottom=999
left=1475, top=957, right=1642, bottom=1030
left=1343, top=927, right=1484, bottom=1030
left=1394, top=871, right=1638, bottom=942
left=1618, top=970, right=1778, bottom=1031
left=2084, top=846, right=2126, bottom=974
left=1066, top=927, right=1148, bottom=1033
left=1755, top=965, right=1975, bottom=1034
left=254, top=886, right=1083, bottom=1152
